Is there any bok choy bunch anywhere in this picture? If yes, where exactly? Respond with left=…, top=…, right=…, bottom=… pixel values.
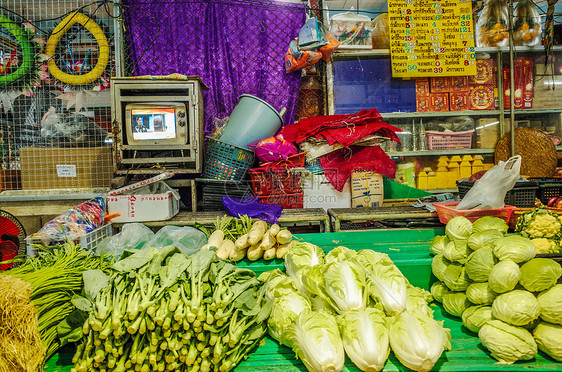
left=260, top=241, right=450, bottom=372
left=71, top=245, right=271, bottom=372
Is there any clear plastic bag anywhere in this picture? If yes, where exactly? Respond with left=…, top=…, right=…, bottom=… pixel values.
left=96, top=223, right=154, bottom=256
left=371, top=13, right=389, bottom=49
left=145, top=226, right=207, bottom=255
left=475, top=0, right=510, bottom=47
left=40, top=106, right=109, bottom=147
left=329, top=10, right=372, bottom=46
left=456, top=156, right=522, bottom=210
left=513, top=0, right=541, bottom=46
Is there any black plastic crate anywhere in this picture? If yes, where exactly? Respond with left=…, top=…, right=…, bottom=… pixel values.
left=457, top=180, right=539, bottom=208
left=197, top=178, right=252, bottom=211
left=528, top=177, right=562, bottom=205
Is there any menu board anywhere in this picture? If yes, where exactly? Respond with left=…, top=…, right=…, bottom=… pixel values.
left=388, top=0, right=477, bottom=78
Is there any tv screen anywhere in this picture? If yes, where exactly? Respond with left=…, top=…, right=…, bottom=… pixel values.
left=131, top=108, right=177, bottom=140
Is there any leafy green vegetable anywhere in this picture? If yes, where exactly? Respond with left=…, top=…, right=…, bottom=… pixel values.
left=466, top=282, right=497, bottom=305
left=442, top=262, right=472, bottom=292
left=388, top=310, right=451, bottom=372
left=323, top=260, right=367, bottom=313
left=533, top=322, right=562, bottom=362
left=406, top=284, right=433, bottom=316
left=442, top=291, right=472, bottom=317
left=461, top=305, right=493, bottom=333
left=429, top=235, right=449, bottom=255
left=284, top=241, right=326, bottom=292
left=258, top=269, right=298, bottom=299
left=493, top=236, right=536, bottom=263
left=488, top=259, right=521, bottom=293
left=519, top=258, right=562, bottom=292
left=537, top=284, right=562, bottom=325
left=478, top=320, right=537, bottom=364
left=465, top=247, right=497, bottom=282
left=431, top=254, right=450, bottom=282
left=326, top=245, right=357, bottom=263
left=445, top=216, right=473, bottom=241
left=268, top=291, right=311, bottom=347
left=443, top=239, right=472, bottom=264
left=339, top=308, right=389, bottom=372
left=491, top=290, right=540, bottom=326
left=467, top=230, right=504, bottom=251
left=288, top=311, right=344, bottom=372
left=472, top=216, right=509, bottom=234
left=430, top=281, right=450, bottom=303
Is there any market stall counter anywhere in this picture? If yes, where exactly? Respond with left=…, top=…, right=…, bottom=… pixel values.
left=44, top=229, right=561, bottom=371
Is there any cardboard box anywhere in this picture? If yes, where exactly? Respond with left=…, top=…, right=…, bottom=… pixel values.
left=449, top=92, right=469, bottom=111
left=475, top=118, right=500, bottom=148
left=302, top=174, right=351, bottom=211
left=416, top=96, right=431, bottom=112
left=430, top=93, right=449, bottom=111
left=430, top=77, right=450, bottom=93
left=521, top=57, right=534, bottom=108
left=450, top=76, right=469, bottom=92
left=533, top=75, right=562, bottom=108
left=107, top=172, right=180, bottom=222
left=351, top=171, right=383, bottom=208
left=20, top=147, right=112, bottom=190
left=469, top=85, right=496, bottom=110
left=0, top=170, right=21, bottom=192
left=470, top=59, right=496, bottom=85
left=415, top=79, right=430, bottom=97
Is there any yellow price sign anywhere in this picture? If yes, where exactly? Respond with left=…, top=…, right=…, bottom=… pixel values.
left=388, top=0, right=477, bottom=78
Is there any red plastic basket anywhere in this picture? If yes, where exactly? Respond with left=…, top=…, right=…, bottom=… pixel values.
left=258, top=193, right=303, bottom=209
left=433, top=202, right=516, bottom=224
left=426, top=130, right=474, bottom=150
left=249, top=170, right=302, bottom=195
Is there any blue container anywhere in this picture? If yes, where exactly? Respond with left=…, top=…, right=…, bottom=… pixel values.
left=218, top=94, right=284, bottom=148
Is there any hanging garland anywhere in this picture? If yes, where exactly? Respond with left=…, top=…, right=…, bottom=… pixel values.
left=45, top=11, right=110, bottom=86
left=0, top=15, right=36, bottom=87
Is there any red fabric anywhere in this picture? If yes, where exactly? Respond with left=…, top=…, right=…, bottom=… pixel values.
left=281, top=108, right=401, bottom=145
left=319, top=146, right=396, bottom=192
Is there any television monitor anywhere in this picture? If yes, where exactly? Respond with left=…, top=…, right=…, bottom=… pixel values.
left=124, top=103, right=188, bottom=148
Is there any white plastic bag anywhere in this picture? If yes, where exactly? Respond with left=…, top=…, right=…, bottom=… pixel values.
left=456, top=156, right=522, bottom=210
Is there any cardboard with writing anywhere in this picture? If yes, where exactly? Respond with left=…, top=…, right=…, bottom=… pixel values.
left=351, top=171, right=383, bottom=208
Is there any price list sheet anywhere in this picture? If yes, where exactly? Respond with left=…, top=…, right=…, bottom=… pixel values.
left=388, top=0, right=477, bottom=78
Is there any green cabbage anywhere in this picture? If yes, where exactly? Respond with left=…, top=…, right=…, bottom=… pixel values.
left=268, top=291, right=311, bottom=346
left=289, top=311, right=344, bottom=372
left=431, top=254, right=450, bottom=282
left=472, top=216, right=509, bottom=234
left=284, top=242, right=326, bottom=292
left=430, top=235, right=449, bottom=255
left=388, top=310, right=451, bottom=372
left=356, top=250, right=408, bottom=315
left=445, top=216, right=473, bottom=241
left=493, top=236, right=536, bottom=263
left=326, top=245, right=357, bottom=263
left=461, top=305, right=493, bottom=333
left=430, top=281, right=450, bottom=303
left=467, top=230, right=504, bottom=251
left=443, top=240, right=472, bottom=264
left=491, top=290, right=540, bottom=326
left=519, top=258, right=562, bottom=292
left=488, top=259, right=521, bottom=294
left=533, top=322, right=562, bottom=362
left=442, top=262, right=472, bottom=292
left=466, top=282, right=497, bottom=305
left=259, top=269, right=298, bottom=299
left=442, top=291, right=472, bottom=317
left=537, top=284, right=562, bottom=325
left=465, top=247, right=497, bottom=282
left=478, top=320, right=537, bottom=364
left=339, top=308, right=389, bottom=372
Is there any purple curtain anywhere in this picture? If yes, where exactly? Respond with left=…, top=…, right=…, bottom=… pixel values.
left=122, top=0, right=306, bottom=135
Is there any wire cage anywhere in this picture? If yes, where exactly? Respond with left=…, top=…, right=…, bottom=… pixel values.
left=0, top=0, right=328, bottom=195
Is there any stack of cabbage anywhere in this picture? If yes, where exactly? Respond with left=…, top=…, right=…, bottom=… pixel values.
left=259, top=241, right=451, bottom=372
left=430, top=216, right=562, bottom=364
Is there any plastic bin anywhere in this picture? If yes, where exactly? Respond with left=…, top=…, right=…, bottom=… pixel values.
left=257, top=193, right=303, bottom=209
left=25, top=223, right=113, bottom=256
left=528, top=177, right=562, bottom=205
left=433, top=202, right=516, bottom=224
left=426, top=130, right=474, bottom=150
left=457, top=180, right=539, bottom=208
left=202, top=137, right=255, bottom=180
left=249, top=170, right=302, bottom=196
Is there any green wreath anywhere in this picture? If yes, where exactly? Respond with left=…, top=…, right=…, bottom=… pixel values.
left=0, top=15, right=35, bottom=87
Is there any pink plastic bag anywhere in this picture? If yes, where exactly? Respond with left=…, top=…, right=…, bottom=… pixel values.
left=249, top=133, right=298, bottom=163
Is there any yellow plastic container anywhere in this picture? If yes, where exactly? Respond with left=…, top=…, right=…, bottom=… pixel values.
left=461, top=155, right=473, bottom=161
left=438, top=156, right=450, bottom=163
left=417, top=170, right=428, bottom=189
left=472, top=159, right=484, bottom=174
left=460, top=160, right=472, bottom=179
left=437, top=159, right=449, bottom=168
left=436, top=166, right=449, bottom=188
left=483, top=163, right=494, bottom=171
left=448, top=162, right=460, bottom=188
left=450, top=155, right=462, bottom=162
left=473, top=155, right=484, bottom=161
left=427, top=172, right=437, bottom=189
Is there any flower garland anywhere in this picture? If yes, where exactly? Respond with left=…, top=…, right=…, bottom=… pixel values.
left=0, top=15, right=39, bottom=87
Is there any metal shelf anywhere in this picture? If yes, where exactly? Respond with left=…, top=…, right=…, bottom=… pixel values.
left=388, top=148, right=495, bottom=157
left=381, top=110, right=501, bottom=119
left=507, top=108, right=562, bottom=115
left=422, top=188, right=458, bottom=193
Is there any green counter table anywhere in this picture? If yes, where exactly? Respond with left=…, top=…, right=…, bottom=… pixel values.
left=45, top=229, right=561, bottom=371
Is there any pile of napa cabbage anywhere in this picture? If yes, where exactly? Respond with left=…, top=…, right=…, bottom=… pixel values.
left=259, top=242, right=451, bottom=372
left=430, top=215, right=562, bottom=364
